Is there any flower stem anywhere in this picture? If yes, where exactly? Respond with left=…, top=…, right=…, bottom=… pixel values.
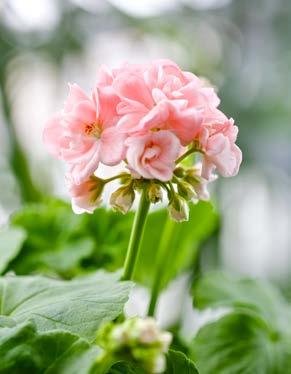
left=94, top=352, right=115, bottom=373
left=121, top=188, right=150, bottom=281
left=103, top=172, right=129, bottom=183
left=147, top=217, right=176, bottom=316
left=175, top=147, right=202, bottom=165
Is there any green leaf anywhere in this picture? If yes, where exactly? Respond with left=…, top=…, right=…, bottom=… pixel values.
left=191, top=273, right=291, bottom=374
left=0, top=271, right=132, bottom=342
left=107, top=361, right=147, bottom=374
left=191, top=311, right=291, bottom=374
left=8, top=199, right=217, bottom=290
left=45, top=337, right=100, bottom=374
left=165, top=350, right=199, bottom=373
left=0, top=318, right=100, bottom=374
left=0, top=228, right=26, bottom=274
left=9, top=200, right=132, bottom=277
left=193, top=272, right=289, bottom=329
left=135, top=202, right=218, bottom=289
left=107, top=351, right=199, bottom=374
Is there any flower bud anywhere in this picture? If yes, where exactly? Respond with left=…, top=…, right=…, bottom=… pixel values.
left=185, top=163, right=217, bottom=201
left=168, top=195, right=189, bottom=222
left=173, top=167, right=185, bottom=178
left=110, top=184, right=135, bottom=214
left=96, top=317, right=172, bottom=374
left=177, top=180, right=196, bottom=201
left=148, top=183, right=163, bottom=204
left=66, top=175, right=104, bottom=214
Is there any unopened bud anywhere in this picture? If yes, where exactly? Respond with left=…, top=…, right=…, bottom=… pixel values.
left=96, top=318, right=172, bottom=374
left=177, top=180, right=196, bottom=201
left=66, top=175, right=104, bottom=214
left=173, top=167, right=185, bottom=178
left=148, top=183, right=163, bottom=204
left=110, top=184, right=135, bottom=214
left=185, top=163, right=217, bottom=201
left=168, top=195, right=189, bottom=222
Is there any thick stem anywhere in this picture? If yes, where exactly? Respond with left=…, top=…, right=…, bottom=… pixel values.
left=121, top=188, right=150, bottom=281
left=94, top=352, right=115, bottom=374
left=147, top=217, right=176, bottom=317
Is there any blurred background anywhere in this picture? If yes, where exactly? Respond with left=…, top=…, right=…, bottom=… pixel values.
left=0, top=0, right=291, bottom=287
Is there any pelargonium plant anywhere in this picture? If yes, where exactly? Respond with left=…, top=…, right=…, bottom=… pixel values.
left=43, top=59, right=242, bottom=372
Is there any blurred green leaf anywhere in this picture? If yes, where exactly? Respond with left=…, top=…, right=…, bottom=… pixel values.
left=191, top=273, right=291, bottom=374
left=7, top=199, right=217, bottom=289
left=0, top=271, right=132, bottom=342
left=193, top=272, right=290, bottom=329
left=9, top=200, right=133, bottom=277
left=0, top=227, right=26, bottom=274
left=0, top=318, right=100, bottom=374
left=191, top=311, right=291, bottom=374
left=108, top=362, right=147, bottom=374
left=108, top=350, right=199, bottom=374
left=135, top=202, right=218, bottom=289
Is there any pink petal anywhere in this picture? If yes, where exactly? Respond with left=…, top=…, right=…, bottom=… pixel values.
left=97, top=86, right=121, bottom=128
left=113, top=73, right=154, bottom=109
left=99, top=127, right=126, bottom=166
left=43, top=114, right=64, bottom=158
left=69, top=100, right=96, bottom=125
left=64, top=84, right=89, bottom=113
left=96, top=64, right=113, bottom=87
left=69, top=142, right=100, bottom=184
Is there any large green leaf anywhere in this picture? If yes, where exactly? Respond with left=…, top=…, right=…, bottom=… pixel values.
left=191, top=311, right=291, bottom=374
left=135, top=202, right=218, bottom=289
left=191, top=273, right=291, bottom=374
left=0, top=228, right=26, bottom=274
left=193, top=272, right=290, bottom=329
left=0, top=318, right=100, bottom=374
left=0, top=271, right=132, bottom=342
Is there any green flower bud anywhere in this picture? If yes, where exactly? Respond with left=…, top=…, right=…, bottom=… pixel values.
left=168, top=195, right=189, bottom=222
left=110, top=183, right=135, bottom=214
left=96, top=317, right=172, bottom=374
left=148, top=183, right=163, bottom=204
left=177, top=180, right=197, bottom=201
left=173, top=167, right=185, bottom=178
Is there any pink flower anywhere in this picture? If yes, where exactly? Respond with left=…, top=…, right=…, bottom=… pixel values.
left=66, top=175, right=104, bottom=214
left=199, top=118, right=242, bottom=179
left=126, top=130, right=181, bottom=182
left=43, top=84, right=126, bottom=184
left=97, top=60, right=206, bottom=146
left=44, top=60, right=242, bottom=215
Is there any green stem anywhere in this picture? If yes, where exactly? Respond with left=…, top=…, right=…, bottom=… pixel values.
left=121, top=188, right=150, bottom=281
left=147, top=217, right=176, bottom=316
left=175, top=147, right=202, bottom=165
left=94, top=352, right=115, bottom=374
left=103, top=173, right=129, bottom=183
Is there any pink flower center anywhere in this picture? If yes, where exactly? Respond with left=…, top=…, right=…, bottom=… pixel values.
left=85, top=122, right=102, bottom=138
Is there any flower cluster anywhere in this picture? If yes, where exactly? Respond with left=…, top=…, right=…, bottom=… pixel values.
left=96, top=317, right=172, bottom=373
left=44, top=59, right=242, bottom=220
